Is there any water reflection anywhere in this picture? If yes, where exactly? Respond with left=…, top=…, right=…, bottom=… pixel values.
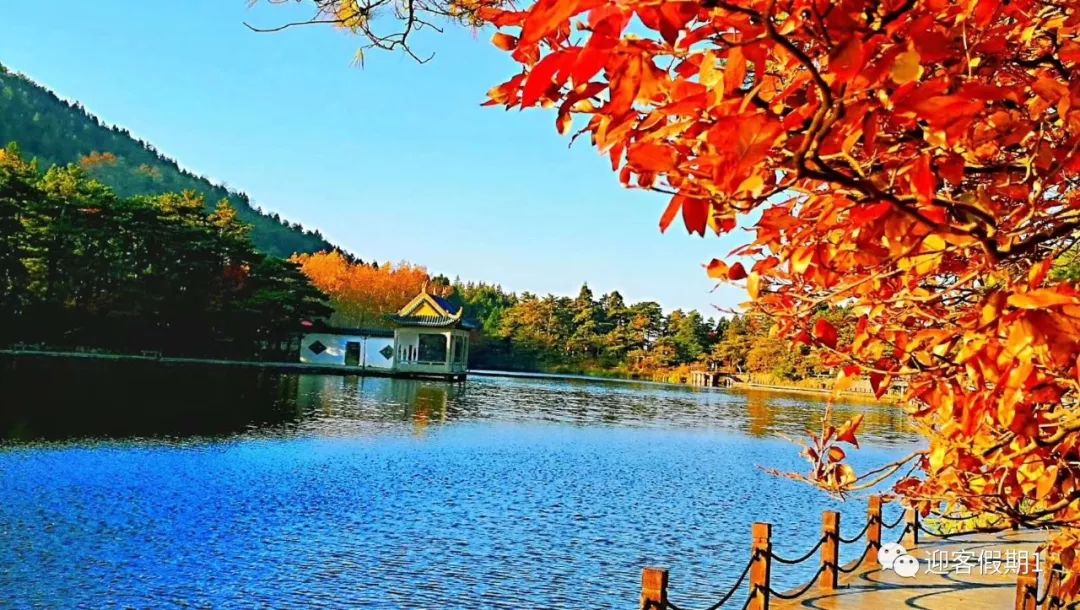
left=0, top=357, right=913, bottom=444
left=277, top=373, right=915, bottom=445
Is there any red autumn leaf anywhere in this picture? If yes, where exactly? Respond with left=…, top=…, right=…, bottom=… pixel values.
left=659, top=195, right=682, bottom=233
left=912, top=154, right=935, bottom=202
left=830, top=37, right=865, bottom=83
left=521, top=51, right=570, bottom=107
left=727, top=261, right=747, bottom=280
left=849, top=201, right=891, bottom=224
left=813, top=318, right=838, bottom=349
left=869, top=371, right=888, bottom=399
left=657, top=2, right=697, bottom=46
left=570, top=46, right=608, bottom=86
left=681, top=197, right=708, bottom=236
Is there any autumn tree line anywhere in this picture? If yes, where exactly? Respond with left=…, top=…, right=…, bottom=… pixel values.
left=294, top=250, right=848, bottom=379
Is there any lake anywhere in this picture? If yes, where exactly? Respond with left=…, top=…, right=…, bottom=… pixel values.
left=0, top=357, right=919, bottom=609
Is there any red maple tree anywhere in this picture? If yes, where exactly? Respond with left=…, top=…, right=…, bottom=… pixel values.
left=477, top=0, right=1080, bottom=584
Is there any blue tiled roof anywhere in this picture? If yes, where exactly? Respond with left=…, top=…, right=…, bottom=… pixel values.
left=430, top=294, right=461, bottom=315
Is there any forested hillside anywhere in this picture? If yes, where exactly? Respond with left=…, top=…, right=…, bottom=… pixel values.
left=0, top=63, right=333, bottom=258
left=0, top=145, right=331, bottom=356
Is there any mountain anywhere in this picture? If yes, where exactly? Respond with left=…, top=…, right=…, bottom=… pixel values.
left=0, top=62, right=334, bottom=258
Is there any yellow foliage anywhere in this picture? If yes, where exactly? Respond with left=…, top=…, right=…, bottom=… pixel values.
left=292, top=251, right=441, bottom=328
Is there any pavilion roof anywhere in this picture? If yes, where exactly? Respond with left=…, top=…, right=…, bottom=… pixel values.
left=388, top=314, right=480, bottom=330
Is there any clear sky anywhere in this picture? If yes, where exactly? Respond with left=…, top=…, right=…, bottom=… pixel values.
left=0, top=1, right=748, bottom=315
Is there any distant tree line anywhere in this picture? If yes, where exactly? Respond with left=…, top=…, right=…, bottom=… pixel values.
left=445, top=280, right=853, bottom=379
left=0, top=145, right=331, bottom=357
left=0, top=63, right=335, bottom=258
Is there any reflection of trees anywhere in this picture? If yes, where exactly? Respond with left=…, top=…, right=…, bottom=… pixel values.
left=736, top=388, right=912, bottom=441
left=290, top=374, right=912, bottom=443
left=745, top=392, right=774, bottom=438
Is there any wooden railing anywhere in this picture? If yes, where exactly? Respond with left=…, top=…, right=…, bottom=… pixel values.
left=639, top=495, right=1070, bottom=610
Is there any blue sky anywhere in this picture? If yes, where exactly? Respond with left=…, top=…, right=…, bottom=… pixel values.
left=0, top=1, right=748, bottom=315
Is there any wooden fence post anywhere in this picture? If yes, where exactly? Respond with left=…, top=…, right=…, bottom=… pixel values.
left=1015, top=573, right=1037, bottom=610
left=904, top=507, right=919, bottom=548
left=749, top=522, right=772, bottom=610
left=819, top=511, right=840, bottom=590
left=1047, top=562, right=1061, bottom=609
left=867, top=495, right=882, bottom=566
left=640, top=567, right=668, bottom=610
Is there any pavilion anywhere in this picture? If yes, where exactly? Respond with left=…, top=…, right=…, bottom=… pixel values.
left=298, top=286, right=477, bottom=380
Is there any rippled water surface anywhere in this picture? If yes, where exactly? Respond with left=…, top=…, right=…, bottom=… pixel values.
left=0, top=359, right=919, bottom=609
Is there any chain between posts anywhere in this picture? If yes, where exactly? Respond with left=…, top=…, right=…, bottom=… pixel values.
left=643, top=497, right=892, bottom=610
left=771, top=535, right=826, bottom=565
left=641, top=496, right=1075, bottom=610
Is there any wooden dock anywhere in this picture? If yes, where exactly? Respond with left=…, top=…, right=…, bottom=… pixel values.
left=772, top=529, right=1045, bottom=610
left=641, top=496, right=1064, bottom=610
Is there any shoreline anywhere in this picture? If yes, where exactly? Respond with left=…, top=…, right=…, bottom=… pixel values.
left=1, top=350, right=902, bottom=401
left=729, top=381, right=902, bottom=403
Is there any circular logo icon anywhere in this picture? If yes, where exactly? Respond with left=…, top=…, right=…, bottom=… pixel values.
left=879, top=542, right=907, bottom=569
left=893, top=554, right=920, bottom=578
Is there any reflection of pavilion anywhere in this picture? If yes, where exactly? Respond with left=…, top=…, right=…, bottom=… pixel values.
left=298, top=287, right=477, bottom=380
left=293, top=375, right=465, bottom=426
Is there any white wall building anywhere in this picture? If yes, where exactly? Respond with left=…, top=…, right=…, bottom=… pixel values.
left=298, top=287, right=477, bottom=380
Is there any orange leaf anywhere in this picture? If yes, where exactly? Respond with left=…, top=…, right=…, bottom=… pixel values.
left=492, top=33, right=518, bottom=51
left=1008, top=289, right=1078, bottom=309
left=628, top=142, right=678, bottom=172
left=518, top=0, right=600, bottom=49
left=706, top=259, right=728, bottom=279
left=723, top=47, right=746, bottom=96
left=828, top=446, right=846, bottom=463
left=835, top=414, right=864, bottom=448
